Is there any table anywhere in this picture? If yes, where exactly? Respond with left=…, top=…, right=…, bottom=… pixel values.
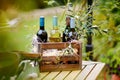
left=39, top=61, right=105, bottom=80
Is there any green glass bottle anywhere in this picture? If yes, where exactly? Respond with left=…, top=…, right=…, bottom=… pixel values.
left=68, top=17, right=78, bottom=41
left=62, top=16, right=71, bottom=42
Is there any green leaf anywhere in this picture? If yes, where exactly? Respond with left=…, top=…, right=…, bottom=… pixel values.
left=0, top=52, right=20, bottom=79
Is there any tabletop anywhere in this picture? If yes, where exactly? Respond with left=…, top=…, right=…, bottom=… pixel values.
left=39, top=61, right=105, bottom=80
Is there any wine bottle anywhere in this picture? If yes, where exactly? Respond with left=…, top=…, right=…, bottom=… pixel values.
left=37, top=16, right=48, bottom=42
left=49, top=16, right=61, bottom=42
left=68, top=17, right=78, bottom=41
left=62, top=16, right=71, bottom=42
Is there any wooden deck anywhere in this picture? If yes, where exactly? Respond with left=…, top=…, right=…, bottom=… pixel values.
left=39, top=61, right=105, bottom=80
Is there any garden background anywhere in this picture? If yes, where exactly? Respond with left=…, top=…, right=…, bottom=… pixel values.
left=0, top=0, right=120, bottom=79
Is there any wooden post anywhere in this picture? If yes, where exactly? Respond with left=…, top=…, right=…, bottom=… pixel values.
left=86, top=0, right=93, bottom=60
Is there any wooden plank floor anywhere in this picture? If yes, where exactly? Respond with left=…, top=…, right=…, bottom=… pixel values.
left=39, top=61, right=105, bottom=80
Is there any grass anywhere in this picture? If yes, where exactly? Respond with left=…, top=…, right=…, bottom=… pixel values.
left=0, top=13, right=66, bottom=52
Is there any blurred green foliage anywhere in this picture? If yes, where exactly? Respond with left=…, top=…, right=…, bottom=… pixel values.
left=0, top=52, right=20, bottom=80
left=92, top=0, right=120, bottom=59
left=0, top=0, right=79, bottom=11
left=0, top=11, right=8, bottom=26
left=14, top=0, right=38, bottom=11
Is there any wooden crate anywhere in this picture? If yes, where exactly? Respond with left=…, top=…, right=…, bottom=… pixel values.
left=38, top=42, right=82, bottom=72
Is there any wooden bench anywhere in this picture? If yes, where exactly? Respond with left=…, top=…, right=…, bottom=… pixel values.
left=39, top=61, right=105, bottom=80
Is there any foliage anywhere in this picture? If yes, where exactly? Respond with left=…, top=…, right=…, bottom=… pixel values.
left=62, top=0, right=103, bottom=39
left=0, top=10, right=8, bottom=26
left=62, top=0, right=120, bottom=62
left=0, top=0, right=14, bottom=10
left=54, top=0, right=77, bottom=5
left=61, top=0, right=103, bottom=60
left=0, top=52, right=20, bottom=80
left=101, top=47, right=120, bottom=76
left=93, top=0, right=120, bottom=57
left=35, top=0, right=49, bottom=9
left=92, top=0, right=120, bottom=76
left=14, top=0, right=38, bottom=11
left=0, top=0, right=77, bottom=11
